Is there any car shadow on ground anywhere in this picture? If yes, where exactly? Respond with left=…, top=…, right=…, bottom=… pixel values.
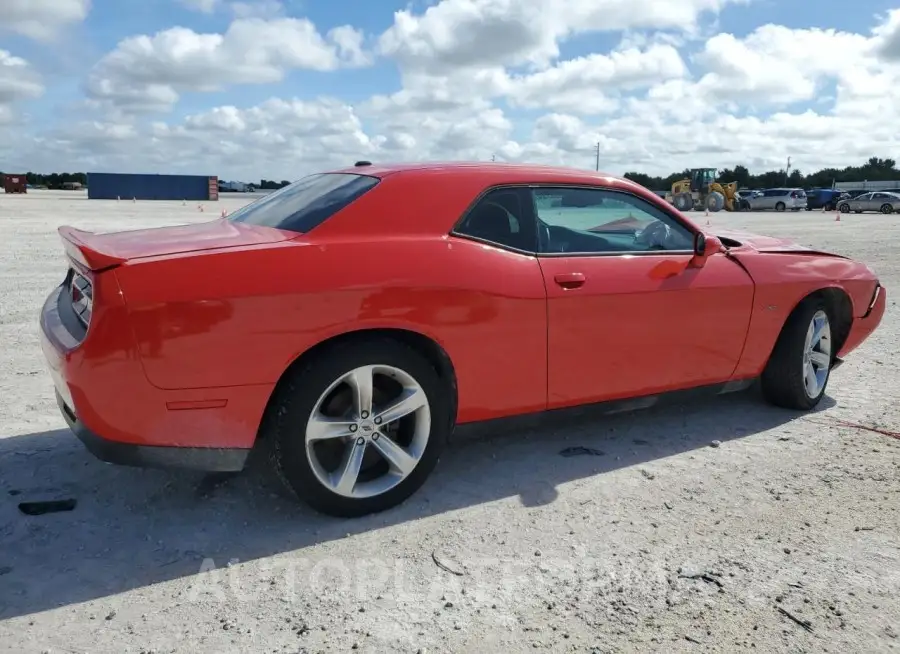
left=0, top=387, right=834, bottom=620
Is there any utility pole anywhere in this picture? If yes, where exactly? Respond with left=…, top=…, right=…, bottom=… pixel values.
left=491, top=154, right=496, bottom=162
left=595, top=142, right=600, bottom=171
left=785, top=156, right=791, bottom=185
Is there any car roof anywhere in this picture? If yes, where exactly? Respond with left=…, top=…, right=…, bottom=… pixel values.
left=331, top=161, right=635, bottom=186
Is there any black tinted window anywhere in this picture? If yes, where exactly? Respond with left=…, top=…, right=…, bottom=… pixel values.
left=455, top=188, right=536, bottom=252
left=228, top=173, right=378, bottom=233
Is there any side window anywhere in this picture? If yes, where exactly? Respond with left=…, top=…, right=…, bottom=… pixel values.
left=532, top=187, right=694, bottom=254
left=455, top=188, right=536, bottom=252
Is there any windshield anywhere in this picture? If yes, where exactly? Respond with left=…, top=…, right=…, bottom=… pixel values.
left=227, top=173, right=379, bottom=233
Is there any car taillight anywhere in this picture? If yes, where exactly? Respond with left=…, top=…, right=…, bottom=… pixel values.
left=69, top=269, right=93, bottom=328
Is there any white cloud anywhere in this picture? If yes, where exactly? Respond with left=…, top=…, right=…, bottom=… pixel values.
left=86, top=18, right=372, bottom=112
left=504, top=44, right=688, bottom=113
left=0, top=0, right=90, bottom=40
left=872, top=8, right=900, bottom=61
left=693, top=25, right=871, bottom=106
left=378, top=0, right=739, bottom=73
left=8, top=4, right=900, bottom=181
left=0, top=51, right=44, bottom=125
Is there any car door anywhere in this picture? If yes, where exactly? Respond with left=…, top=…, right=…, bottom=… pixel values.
left=531, top=185, right=755, bottom=409
left=754, top=190, right=772, bottom=210
left=851, top=193, right=871, bottom=212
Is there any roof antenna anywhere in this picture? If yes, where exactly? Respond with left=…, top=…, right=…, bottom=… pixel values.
left=355, top=160, right=372, bottom=167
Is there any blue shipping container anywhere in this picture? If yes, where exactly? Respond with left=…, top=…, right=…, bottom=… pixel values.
left=87, top=172, right=217, bottom=201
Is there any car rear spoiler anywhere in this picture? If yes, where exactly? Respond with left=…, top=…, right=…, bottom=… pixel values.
left=59, top=226, right=127, bottom=272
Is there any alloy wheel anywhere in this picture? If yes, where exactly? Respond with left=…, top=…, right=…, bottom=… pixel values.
left=802, top=310, right=831, bottom=399
left=305, top=365, right=431, bottom=499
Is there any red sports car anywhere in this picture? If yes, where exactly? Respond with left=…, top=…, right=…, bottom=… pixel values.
left=39, top=162, right=886, bottom=516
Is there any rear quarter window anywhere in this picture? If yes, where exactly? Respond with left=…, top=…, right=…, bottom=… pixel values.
left=228, top=173, right=379, bottom=233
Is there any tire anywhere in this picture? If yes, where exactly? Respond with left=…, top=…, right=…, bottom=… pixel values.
left=674, top=192, right=694, bottom=212
left=761, top=299, right=833, bottom=410
left=839, top=203, right=850, bottom=213
left=881, top=203, right=893, bottom=214
left=266, top=338, right=452, bottom=517
left=706, top=191, right=725, bottom=212
left=775, top=201, right=786, bottom=211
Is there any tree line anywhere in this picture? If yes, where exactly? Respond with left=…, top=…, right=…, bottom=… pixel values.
left=4, top=157, right=898, bottom=191
left=623, top=157, right=899, bottom=191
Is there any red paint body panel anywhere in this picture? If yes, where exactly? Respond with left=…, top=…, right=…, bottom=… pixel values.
left=38, top=162, right=885, bottom=457
left=39, top=270, right=271, bottom=449
left=114, top=235, right=548, bottom=422
left=727, top=247, right=880, bottom=377
left=837, top=284, right=886, bottom=358
left=539, top=253, right=754, bottom=407
left=64, top=220, right=295, bottom=263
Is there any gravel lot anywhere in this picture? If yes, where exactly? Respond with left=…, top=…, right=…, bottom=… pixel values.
left=1, top=190, right=898, bottom=654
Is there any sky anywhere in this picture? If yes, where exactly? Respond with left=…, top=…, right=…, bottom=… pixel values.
left=1, top=0, right=900, bottom=182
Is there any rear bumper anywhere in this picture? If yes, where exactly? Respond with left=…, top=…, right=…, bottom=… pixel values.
left=56, top=391, right=248, bottom=472
left=40, top=281, right=261, bottom=472
left=837, top=283, right=887, bottom=359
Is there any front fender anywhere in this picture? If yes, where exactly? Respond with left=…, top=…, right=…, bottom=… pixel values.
left=728, top=250, right=879, bottom=377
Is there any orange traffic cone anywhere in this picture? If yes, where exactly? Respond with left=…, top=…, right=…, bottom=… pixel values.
left=835, top=213, right=840, bottom=222
left=221, top=209, right=227, bottom=218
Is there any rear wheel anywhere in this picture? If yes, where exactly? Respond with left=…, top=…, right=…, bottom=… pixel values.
left=775, top=201, right=786, bottom=211
left=881, top=203, right=894, bottom=214
left=267, top=339, right=452, bottom=517
left=761, top=300, right=833, bottom=410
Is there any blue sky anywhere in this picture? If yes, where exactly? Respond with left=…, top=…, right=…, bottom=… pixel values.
left=2, top=0, right=900, bottom=178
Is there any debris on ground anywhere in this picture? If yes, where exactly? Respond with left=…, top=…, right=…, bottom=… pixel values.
left=17, top=499, right=77, bottom=516
left=431, top=550, right=465, bottom=576
left=559, top=446, right=605, bottom=457
left=776, top=606, right=814, bottom=632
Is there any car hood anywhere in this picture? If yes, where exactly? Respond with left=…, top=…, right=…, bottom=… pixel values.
left=716, top=228, right=846, bottom=257
left=66, top=218, right=296, bottom=263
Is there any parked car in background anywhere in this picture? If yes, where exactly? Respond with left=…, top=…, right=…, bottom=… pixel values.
left=736, top=190, right=762, bottom=211
left=837, top=191, right=900, bottom=214
left=806, top=188, right=843, bottom=211
left=745, top=188, right=807, bottom=211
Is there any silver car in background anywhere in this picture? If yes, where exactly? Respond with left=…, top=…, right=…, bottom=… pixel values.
left=838, top=191, right=900, bottom=214
left=747, top=188, right=807, bottom=211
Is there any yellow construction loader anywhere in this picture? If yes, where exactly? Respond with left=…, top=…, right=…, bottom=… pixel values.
left=669, top=168, right=741, bottom=212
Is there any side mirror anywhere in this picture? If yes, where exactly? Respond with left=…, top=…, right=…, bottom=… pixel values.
left=690, top=233, right=723, bottom=268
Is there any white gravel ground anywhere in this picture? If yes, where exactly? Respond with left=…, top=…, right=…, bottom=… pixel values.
left=0, top=190, right=898, bottom=654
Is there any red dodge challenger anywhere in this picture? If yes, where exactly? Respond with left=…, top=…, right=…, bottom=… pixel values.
left=39, top=162, right=886, bottom=516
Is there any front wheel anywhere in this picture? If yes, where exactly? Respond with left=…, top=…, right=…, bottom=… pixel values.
left=761, top=301, right=833, bottom=410
left=267, top=339, right=452, bottom=517
left=839, top=203, right=850, bottom=213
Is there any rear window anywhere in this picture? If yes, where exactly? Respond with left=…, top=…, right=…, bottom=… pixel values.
left=227, top=173, right=378, bottom=233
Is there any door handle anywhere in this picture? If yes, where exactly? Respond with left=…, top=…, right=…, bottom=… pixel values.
left=554, top=272, right=585, bottom=289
